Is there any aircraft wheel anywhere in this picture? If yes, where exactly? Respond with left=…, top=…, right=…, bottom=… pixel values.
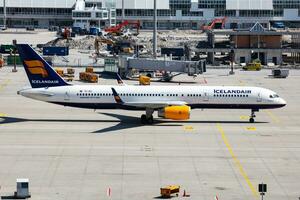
left=249, top=118, right=255, bottom=123
left=141, top=114, right=147, bottom=124
left=147, top=116, right=154, bottom=125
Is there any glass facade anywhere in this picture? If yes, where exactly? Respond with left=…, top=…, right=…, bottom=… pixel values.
left=198, top=0, right=300, bottom=17
left=105, top=0, right=116, bottom=9
left=1, top=0, right=300, bottom=28
left=0, top=7, right=72, bottom=16
left=116, top=0, right=203, bottom=18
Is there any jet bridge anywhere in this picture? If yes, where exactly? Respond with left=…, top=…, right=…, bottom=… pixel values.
left=119, top=57, right=206, bottom=81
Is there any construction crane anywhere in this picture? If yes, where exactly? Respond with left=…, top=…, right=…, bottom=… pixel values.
left=201, top=17, right=227, bottom=31
left=94, top=36, right=136, bottom=55
left=94, top=36, right=115, bottom=55
left=104, top=20, right=141, bottom=36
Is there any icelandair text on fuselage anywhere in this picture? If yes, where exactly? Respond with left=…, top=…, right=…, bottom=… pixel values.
left=32, top=80, right=59, bottom=84
left=214, top=89, right=252, bottom=94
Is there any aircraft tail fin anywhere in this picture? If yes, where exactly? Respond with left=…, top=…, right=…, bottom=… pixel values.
left=116, top=73, right=126, bottom=85
left=17, top=44, right=69, bottom=88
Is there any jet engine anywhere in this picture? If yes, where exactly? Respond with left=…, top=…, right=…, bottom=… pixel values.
left=158, top=105, right=191, bottom=120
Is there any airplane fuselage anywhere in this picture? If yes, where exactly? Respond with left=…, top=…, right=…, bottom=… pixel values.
left=19, top=85, right=286, bottom=110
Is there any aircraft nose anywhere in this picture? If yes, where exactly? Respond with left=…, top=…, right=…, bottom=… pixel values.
left=279, top=98, right=287, bottom=107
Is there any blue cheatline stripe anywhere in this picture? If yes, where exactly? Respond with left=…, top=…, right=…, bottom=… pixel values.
left=49, top=102, right=286, bottom=110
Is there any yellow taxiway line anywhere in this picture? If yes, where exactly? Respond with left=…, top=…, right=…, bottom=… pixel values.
left=217, top=123, right=259, bottom=198
left=0, top=79, right=11, bottom=91
left=264, top=110, right=281, bottom=124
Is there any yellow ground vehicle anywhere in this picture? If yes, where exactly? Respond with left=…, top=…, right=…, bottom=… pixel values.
left=139, top=75, right=151, bottom=85
left=160, top=185, right=180, bottom=198
left=243, top=61, right=262, bottom=71
left=55, top=68, right=75, bottom=82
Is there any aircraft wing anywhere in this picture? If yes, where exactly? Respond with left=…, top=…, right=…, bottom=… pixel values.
left=123, top=101, right=187, bottom=109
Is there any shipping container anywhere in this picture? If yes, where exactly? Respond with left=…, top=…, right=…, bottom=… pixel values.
left=43, top=47, right=69, bottom=56
left=90, top=27, right=100, bottom=36
left=6, top=55, right=22, bottom=65
left=79, top=72, right=99, bottom=83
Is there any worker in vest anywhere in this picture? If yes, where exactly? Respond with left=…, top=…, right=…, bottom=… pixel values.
left=0, top=54, right=4, bottom=68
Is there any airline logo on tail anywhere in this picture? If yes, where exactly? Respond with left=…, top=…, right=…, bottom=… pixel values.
left=24, top=60, right=48, bottom=78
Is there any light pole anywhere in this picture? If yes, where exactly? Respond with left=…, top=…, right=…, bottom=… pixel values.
left=121, top=0, right=125, bottom=22
left=3, top=0, right=7, bottom=28
left=153, top=0, right=157, bottom=58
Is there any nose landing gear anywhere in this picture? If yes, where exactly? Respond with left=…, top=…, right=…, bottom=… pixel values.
left=249, top=109, right=259, bottom=123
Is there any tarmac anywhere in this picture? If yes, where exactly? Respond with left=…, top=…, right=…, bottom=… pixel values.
left=0, top=66, right=299, bottom=200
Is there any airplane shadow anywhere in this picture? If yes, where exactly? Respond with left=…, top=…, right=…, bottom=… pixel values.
left=0, top=113, right=268, bottom=134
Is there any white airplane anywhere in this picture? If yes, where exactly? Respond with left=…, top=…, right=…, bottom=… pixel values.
left=17, top=44, right=286, bottom=124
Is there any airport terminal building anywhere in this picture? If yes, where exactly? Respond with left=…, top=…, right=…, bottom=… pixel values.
left=0, top=0, right=300, bottom=29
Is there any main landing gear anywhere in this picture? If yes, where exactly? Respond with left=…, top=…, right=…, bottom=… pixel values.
left=141, top=109, right=154, bottom=124
left=249, top=109, right=259, bottom=123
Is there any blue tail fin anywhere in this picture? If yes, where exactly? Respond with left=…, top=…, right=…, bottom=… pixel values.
left=116, top=73, right=126, bottom=85
left=17, top=44, right=69, bottom=88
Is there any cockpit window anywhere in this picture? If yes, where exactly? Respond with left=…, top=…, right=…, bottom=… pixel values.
left=270, top=94, right=280, bottom=98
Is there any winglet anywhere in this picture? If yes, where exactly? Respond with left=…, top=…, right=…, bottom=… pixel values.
left=111, top=88, right=124, bottom=104
left=116, top=73, right=126, bottom=85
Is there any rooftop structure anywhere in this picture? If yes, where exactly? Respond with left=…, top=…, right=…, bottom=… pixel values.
left=72, top=0, right=116, bottom=29
left=196, top=23, right=300, bottom=65
left=0, top=0, right=300, bottom=29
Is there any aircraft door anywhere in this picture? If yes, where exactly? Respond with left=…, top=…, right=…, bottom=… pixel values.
left=64, top=91, right=70, bottom=101
left=257, top=92, right=262, bottom=102
left=203, top=90, right=209, bottom=102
